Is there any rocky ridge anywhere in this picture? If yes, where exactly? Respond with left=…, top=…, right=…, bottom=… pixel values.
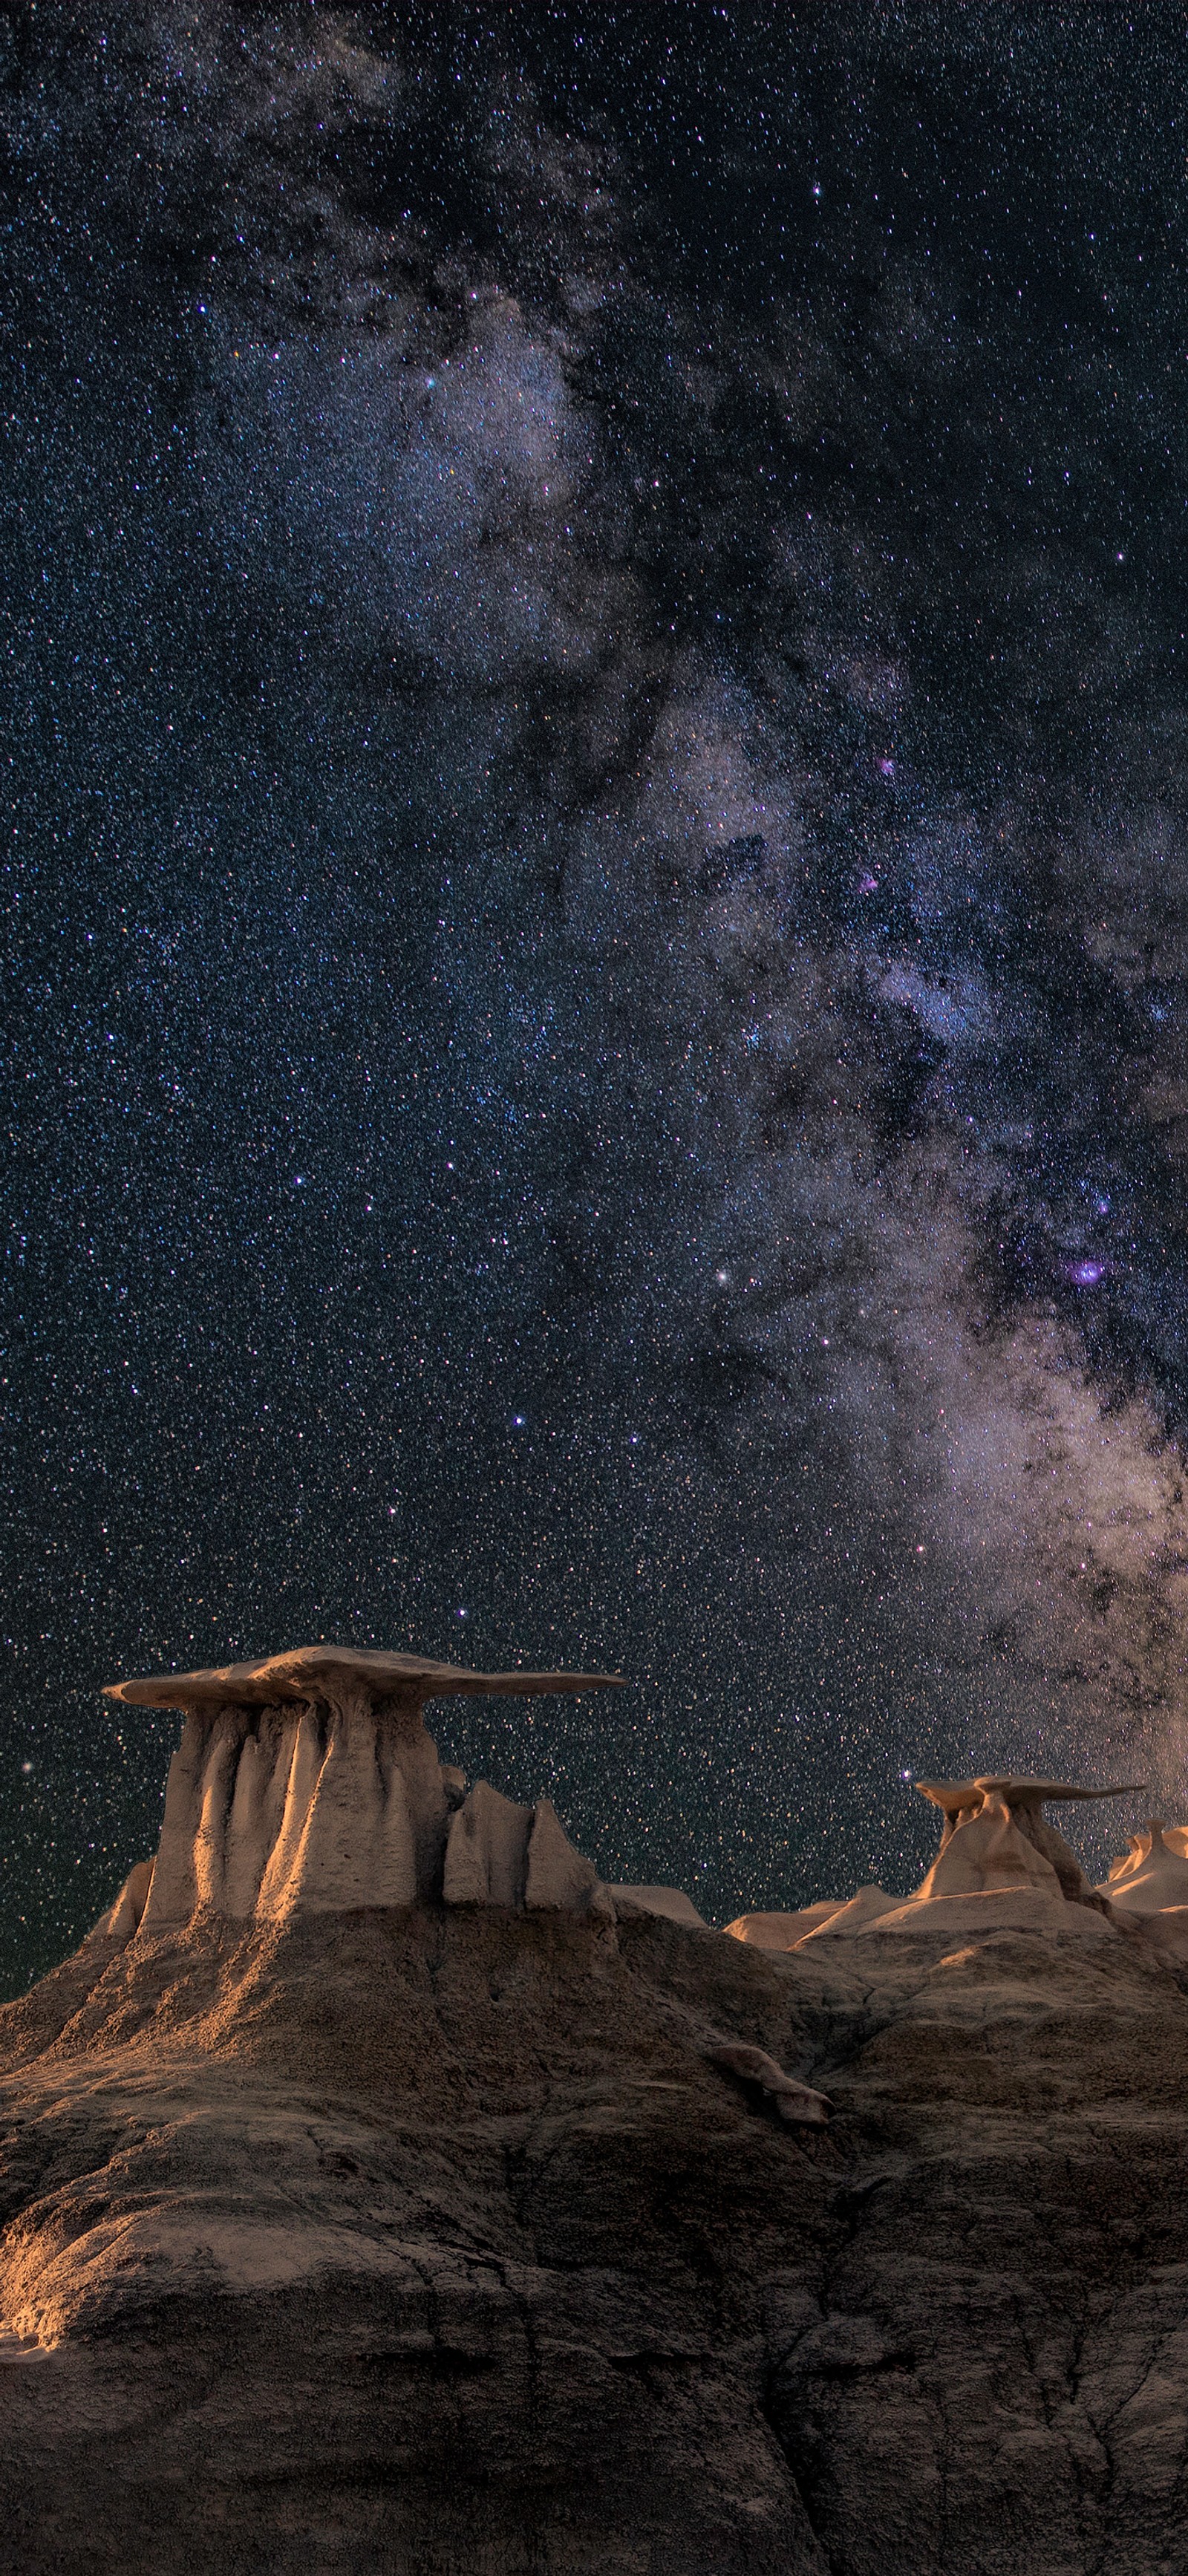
left=5, top=1659, right=1188, bottom=2573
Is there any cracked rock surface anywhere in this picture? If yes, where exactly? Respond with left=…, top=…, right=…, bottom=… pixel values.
left=3, top=1905, right=1188, bottom=2573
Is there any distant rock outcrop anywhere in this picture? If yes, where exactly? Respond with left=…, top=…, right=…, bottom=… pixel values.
left=609, top=1883, right=708, bottom=1926
left=1100, top=1818, right=1188, bottom=1913
left=913, top=1772, right=1139, bottom=1902
left=724, top=1898, right=847, bottom=1947
left=725, top=1775, right=1143, bottom=1951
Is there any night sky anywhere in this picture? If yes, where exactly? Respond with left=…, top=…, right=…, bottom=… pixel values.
left=4, top=3, right=1188, bottom=1990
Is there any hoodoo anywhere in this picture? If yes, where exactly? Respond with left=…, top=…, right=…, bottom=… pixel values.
left=101, top=1643, right=625, bottom=1934
left=911, top=1773, right=1142, bottom=1902
left=1100, top=1817, right=1188, bottom=1913
left=725, top=1773, right=1144, bottom=1949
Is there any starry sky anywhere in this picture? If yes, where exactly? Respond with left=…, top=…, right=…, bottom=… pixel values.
left=5, top=2, right=1188, bottom=1989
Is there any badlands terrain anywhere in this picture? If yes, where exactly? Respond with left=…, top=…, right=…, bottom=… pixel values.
left=3, top=1649, right=1188, bottom=2575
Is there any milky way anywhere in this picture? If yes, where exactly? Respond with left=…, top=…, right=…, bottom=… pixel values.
left=4, top=5, right=1188, bottom=1987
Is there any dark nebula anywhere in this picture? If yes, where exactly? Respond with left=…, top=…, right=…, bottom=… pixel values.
left=4, top=4, right=1188, bottom=1988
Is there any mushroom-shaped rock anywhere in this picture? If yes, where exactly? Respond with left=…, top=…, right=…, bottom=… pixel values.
left=105, top=1643, right=624, bottom=1712
left=1097, top=1820, right=1188, bottom=1914
left=103, top=1643, right=624, bottom=1933
left=914, top=1776, right=1142, bottom=1905
left=719, top=1779, right=1145, bottom=1955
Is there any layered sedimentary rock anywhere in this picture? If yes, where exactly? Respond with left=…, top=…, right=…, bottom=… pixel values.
left=10, top=1822, right=1188, bottom=2573
left=102, top=1644, right=624, bottom=1931
left=18, top=1657, right=1188, bottom=2573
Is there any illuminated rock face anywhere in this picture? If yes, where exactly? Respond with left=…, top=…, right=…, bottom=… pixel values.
left=1100, top=1820, right=1188, bottom=1914
left=912, top=1774, right=1140, bottom=1903
left=723, top=1891, right=897, bottom=1949
left=443, top=1780, right=610, bottom=1915
left=102, top=1644, right=624, bottom=1931
left=913, top=1781, right=1068, bottom=1902
left=137, top=1691, right=448, bottom=1928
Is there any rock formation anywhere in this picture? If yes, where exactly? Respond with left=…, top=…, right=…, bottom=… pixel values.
left=724, top=1888, right=900, bottom=1948
left=725, top=1774, right=1148, bottom=1951
left=102, top=1643, right=624, bottom=1931
left=1100, top=1818, right=1188, bottom=1913
left=724, top=1898, right=849, bottom=1947
left=913, top=1772, right=1140, bottom=1903
left=13, top=1669, right=1188, bottom=2574
left=608, top=1882, right=708, bottom=1926
left=703, top=2040, right=832, bottom=2125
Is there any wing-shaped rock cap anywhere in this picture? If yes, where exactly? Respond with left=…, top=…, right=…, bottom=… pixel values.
left=104, top=1642, right=626, bottom=1709
left=914, top=1773, right=1144, bottom=1908
left=725, top=1776, right=1150, bottom=1954
left=916, top=1776, right=1143, bottom=1812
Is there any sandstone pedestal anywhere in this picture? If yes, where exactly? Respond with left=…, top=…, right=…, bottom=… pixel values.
left=912, top=1773, right=1141, bottom=1904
